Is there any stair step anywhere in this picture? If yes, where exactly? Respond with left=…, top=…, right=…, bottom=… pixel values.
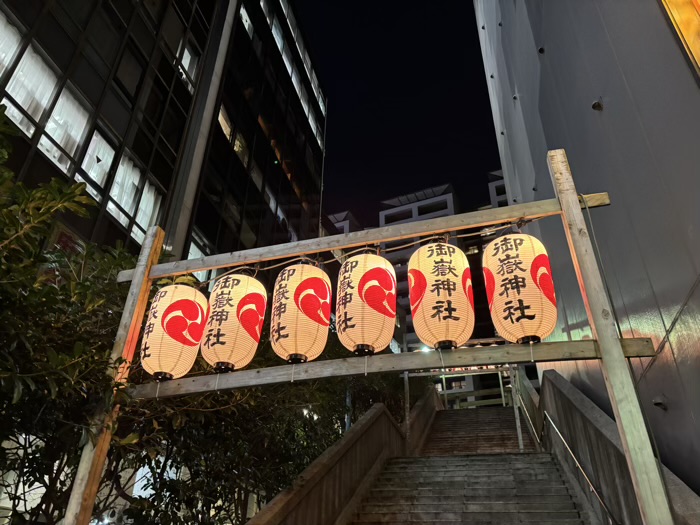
left=363, top=494, right=574, bottom=504
left=360, top=502, right=577, bottom=513
left=353, top=510, right=581, bottom=522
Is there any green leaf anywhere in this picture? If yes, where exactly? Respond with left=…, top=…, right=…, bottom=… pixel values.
left=118, top=432, right=141, bottom=446
left=12, top=378, right=23, bottom=403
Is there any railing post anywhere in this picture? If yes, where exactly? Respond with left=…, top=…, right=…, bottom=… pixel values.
left=403, top=371, right=410, bottom=447
left=510, top=366, right=524, bottom=452
left=63, top=226, right=164, bottom=525
left=547, top=150, right=673, bottom=525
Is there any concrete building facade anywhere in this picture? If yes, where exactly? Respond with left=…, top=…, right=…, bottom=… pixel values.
left=0, top=0, right=327, bottom=266
left=474, top=1, right=700, bottom=493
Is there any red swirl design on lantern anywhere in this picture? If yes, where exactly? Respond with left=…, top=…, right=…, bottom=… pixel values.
left=162, top=299, right=208, bottom=346
left=294, top=277, right=331, bottom=326
left=483, top=267, right=496, bottom=311
left=461, top=268, right=474, bottom=309
left=408, top=269, right=427, bottom=313
left=236, top=292, right=267, bottom=342
left=531, top=254, right=557, bottom=307
left=358, top=267, right=396, bottom=318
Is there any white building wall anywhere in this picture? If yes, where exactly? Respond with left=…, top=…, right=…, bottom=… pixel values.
left=474, top=0, right=700, bottom=493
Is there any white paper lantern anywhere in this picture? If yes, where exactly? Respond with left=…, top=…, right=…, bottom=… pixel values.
left=200, top=274, right=267, bottom=372
left=140, top=285, right=209, bottom=380
left=270, top=264, right=331, bottom=363
left=482, top=234, right=557, bottom=343
left=336, top=253, right=396, bottom=355
left=408, top=242, right=475, bottom=349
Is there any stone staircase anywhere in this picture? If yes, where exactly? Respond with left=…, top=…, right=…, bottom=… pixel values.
left=422, top=407, right=536, bottom=456
left=351, top=408, right=589, bottom=524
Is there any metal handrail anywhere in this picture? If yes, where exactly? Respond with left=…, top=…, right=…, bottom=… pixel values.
left=515, top=390, right=541, bottom=445
left=543, top=410, right=620, bottom=525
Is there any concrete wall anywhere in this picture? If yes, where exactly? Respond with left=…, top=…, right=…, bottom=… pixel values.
left=474, top=1, right=700, bottom=493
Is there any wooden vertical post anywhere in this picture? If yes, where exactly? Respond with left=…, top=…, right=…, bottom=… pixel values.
left=403, top=371, right=410, bottom=445
left=547, top=150, right=673, bottom=525
left=63, top=226, right=165, bottom=525
left=510, top=367, right=524, bottom=452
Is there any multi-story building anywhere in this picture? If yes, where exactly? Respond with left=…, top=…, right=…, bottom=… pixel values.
left=475, top=1, right=700, bottom=493
left=0, top=0, right=326, bottom=265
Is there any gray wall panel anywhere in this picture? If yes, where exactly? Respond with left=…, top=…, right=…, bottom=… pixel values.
left=475, top=0, right=700, bottom=493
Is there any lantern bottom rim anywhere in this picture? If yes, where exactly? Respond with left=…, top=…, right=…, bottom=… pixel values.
left=215, top=362, right=235, bottom=373
left=435, top=340, right=457, bottom=351
left=353, top=344, right=375, bottom=357
left=153, top=372, right=174, bottom=382
left=287, top=354, right=308, bottom=364
left=517, top=336, right=541, bottom=344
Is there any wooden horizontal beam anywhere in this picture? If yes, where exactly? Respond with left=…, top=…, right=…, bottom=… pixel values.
left=117, top=193, right=610, bottom=283
left=444, top=387, right=504, bottom=397
left=406, top=367, right=510, bottom=378
left=127, top=337, right=651, bottom=400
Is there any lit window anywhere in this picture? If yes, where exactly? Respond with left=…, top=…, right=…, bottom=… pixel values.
left=250, top=162, right=263, bottom=191
left=287, top=11, right=297, bottom=38
left=272, top=18, right=284, bottom=51
left=291, top=66, right=301, bottom=96
left=260, top=0, right=272, bottom=26
left=107, top=155, right=143, bottom=227
left=280, top=0, right=289, bottom=15
left=4, top=45, right=58, bottom=136
left=282, top=45, right=292, bottom=75
left=132, top=180, right=162, bottom=241
left=77, top=131, right=115, bottom=201
left=233, top=131, right=249, bottom=166
left=218, top=105, right=233, bottom=141
left=177, top=39, right=199, bottom=93
left=300, top=86, right=309, bottom=116
left=39, top=88, right=90, bottom=172
left=0, top=12, right=22, bottom=77
left=240, top=5, right=254, bottom=38
left=187, top=239, right=210, bottom=283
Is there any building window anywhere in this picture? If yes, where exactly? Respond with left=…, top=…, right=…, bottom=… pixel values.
left=233, top=131, right=249, bottom=166
left=176, top=39, right=199, bottom=93
left=107, top=155, right=142, bottom=227
left=217, top=105, right=233, bottom=141
left=77, top=130, right=115, bottom=201
left=272, top=18, right=284, bottom=51
left=240, top=5, right=254, bottom=39
left=260, top=0, right=272, bottom=25
left=187, top=235, right=211, bottom=283
left=131, top=180, right=162, bottom=242
left=3, top=45, right=58, bottom=136
left=0, top=12, right=22, bottom=77
left=38, top=87, right=90, bottom=173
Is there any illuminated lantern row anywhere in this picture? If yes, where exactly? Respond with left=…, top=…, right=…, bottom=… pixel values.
left=139, top=235, right=558, bottom=380
left=336, top=254, right=396, bottom=355
left=271, top=264, right=331, bottom=364
left=200, top=274, right=267, bottom=372
left=408, top=242, right=475, bottom=350
left=483, top=234, right=557, bottom=343
left=140, top=285, right=209, bottom=380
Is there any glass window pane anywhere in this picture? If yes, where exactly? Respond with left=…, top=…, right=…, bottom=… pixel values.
left=240, top=5, right=254, bottom=38
left=291, top=66, right=301, bottom=96
left=272, top=18, right=284, bottom=51
left=81, top=130, right=115, bottom=191
left=134, top=180, right=162, bottom=231
left=5, top=45, right=58, bottom=134
left=107, top=155, right=142, bottom=226
left=233, top=131, right=249, bottom=166
left=40, top=88, right=90, bottom=168
left=187, top=241, right=209, bottom=283
left=282, top=45, right=292, bottom=75
left=0, top=11, right=22, bottom=77
left=217, top=105, right=233, bottom=141
left=260, top=0, right=272, bottom=26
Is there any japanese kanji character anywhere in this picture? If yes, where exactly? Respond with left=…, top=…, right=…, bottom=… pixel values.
left=276, top=283, right=290, bottom=302
left=431, top=258, right=458, bottom=278
left=337, top=311, right=356, bottom=334
left=492, top=236, right=524, bottom=256
left=498, top=275, right=527, bottom=298
left=427, top=244, right=456, bottom=258
left=431, top=300, right=460, bottom=321
left=430, top=279, right=457, bottom=297
left=338, top=292, right=353, bottom=308
left=213, top=290, right=235, bottom=309
left=152, top=290, right=168, bottom=304
left=496, top=253, right=526, bottom=276
left=203, top=327, right=226, bottom=347
left=278, top=268, right=296, bottom=282
left=143, top=322, right=155, bottom=338
left=271, top=322, right=289, bottom=342
left=272, top=301, right=287, bottom=319
left=140, top=342, right=151, bottom=360
left=502, top=299, right=536, bottom=323
left=208, top=310, right=230, bottom=327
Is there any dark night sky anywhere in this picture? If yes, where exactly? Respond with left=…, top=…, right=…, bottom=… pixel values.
left=293, top=1, right=501, bottom=227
